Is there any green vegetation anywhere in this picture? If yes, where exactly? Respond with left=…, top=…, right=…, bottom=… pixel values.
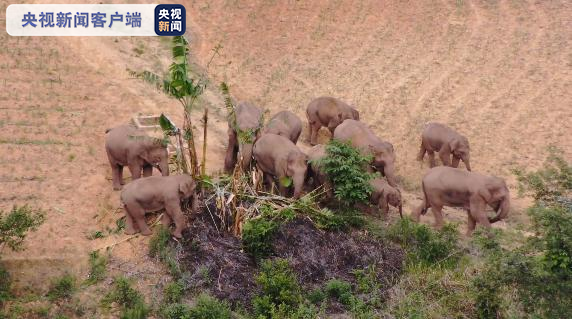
left=161, top=293, right=231, bottom=319
left=149, top=226, right=183, bottom=278
left=163, top=281, right=185, bottom=304
left=242, top=217, right=278, bottom=261
left=102, top=276, right=149, bottom=318
left=85, top=250, right=107, bottom=285
left=47, top=273, right=76, bottom=301
left=316, top=139, right=376, bottom=205
left=0, top=205, right=45, bottom=252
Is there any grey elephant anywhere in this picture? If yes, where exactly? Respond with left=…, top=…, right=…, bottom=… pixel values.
left=253, top=134, right=308, bottom=199
left=418, top=122, right=471, bottom=171
left=333, top=119, right=397, bottom=187
left=224, top=101, right=263, bottom=172
left=120, top=174, right=197, bottom=238
left=369, top=178, right=402, bottom=219
left=412, top=166, right=510, bottom=235
left=105, top=125, right=169, bottom=190
left=306, top=144, right=334, bottom=198
left=306, top=96, right=359, bottom=145
left=263, top=111, right=303, bottom=144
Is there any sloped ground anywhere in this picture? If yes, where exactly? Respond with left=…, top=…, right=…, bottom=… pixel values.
left=0, top=0, right=570, bottom=298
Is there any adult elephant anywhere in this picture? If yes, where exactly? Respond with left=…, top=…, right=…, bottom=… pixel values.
left=224, top=101, right=263, bottom=172
left=263, top=111, right=303, bottom=144
left=306, top=96, right=359, bottom=145
left=333, top=119, right=397, bottom=186
left=412, top=166, right=510, bottom=235
left=120, top=174, right=197, bottom=238
left=105, top=125, right=169, bottom=190
left=418, top=122, right=471, bottom=171
left=253, top=134, right=308, bottom=199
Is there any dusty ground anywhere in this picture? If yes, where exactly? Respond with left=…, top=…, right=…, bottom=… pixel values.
left=0, top=0, right=570, bottom=304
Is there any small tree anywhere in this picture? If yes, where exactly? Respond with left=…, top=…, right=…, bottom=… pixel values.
left=132, top=36, right=211, bottom=177
left=314, top=139, right=376, bottom=205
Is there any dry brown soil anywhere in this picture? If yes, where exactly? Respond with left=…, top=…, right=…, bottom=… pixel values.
left=0, top=0, right=570, bottom=300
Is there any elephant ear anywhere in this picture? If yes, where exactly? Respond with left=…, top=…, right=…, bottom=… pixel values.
left=449, top=138, right=460, bottom=152
left=179, top=178, right=196, bottom=198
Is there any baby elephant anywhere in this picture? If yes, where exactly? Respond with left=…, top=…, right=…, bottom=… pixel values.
left=418, top=122, right=471, bottom=171
left=412, top=167, right=510, bottom=235
left=306, top=96, right=359, bottom=145
left=105, top=125, right=169, bottom=190
left=120, top=174, right=197, bottom=238
left=369, top=178, right=402, bottom=219
left=224, top=101, right=263, bottom=172
left=263, top=111, right=303, bottom=144
left=253, top=134, right=308, bottom=199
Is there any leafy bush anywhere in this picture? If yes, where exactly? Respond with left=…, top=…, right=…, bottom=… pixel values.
left=161, top=294, right=231, bottom=319
left=316, top=140, right=376, bottom=205
left=253, top=258, right=302, bottom=317
left=120, top=302, right=149, bottom=319
left=47, top=273, right=76, bottom=300
left=85, top=250, right=107, bottom=285
left=102, top=276, right=145, bottom=310
left=306, top=288, right=326, bottom=304
left=242, top=218, right=278, bottom=260
left=0, top=205, right=45, bottom=252
left=163, top=281, right=184, bottom=304
left=387, top=217, right=461, bottom=267
left=324, top=279, right=352, bottom=304
left=0, top=264, right=10, bottom=304
left=473, top=153, right=572, bottom=318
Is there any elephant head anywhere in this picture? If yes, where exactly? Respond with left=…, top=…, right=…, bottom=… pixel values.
left=369, top=142, right=397, bottom=186
left=177, top=174, right=196, bottom=201
left=142, top=140, right=170, bottom=176
left=350, top=107, right=360, bottom=121
left=285, top=150, right=308, bottom=199
left=481, top=177, right=510, bottom=223
left=450, top=136, right=471, bottom=171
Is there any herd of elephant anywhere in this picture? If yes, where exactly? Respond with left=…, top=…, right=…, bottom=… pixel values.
left=104, top=96, right=510, bottom=238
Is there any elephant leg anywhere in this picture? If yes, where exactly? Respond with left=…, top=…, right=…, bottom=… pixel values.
left=431, top=205, right=445, bottom=230
left=111, top=164, right=123, bottom=190
left=309, top=123, right=320, bottom=145
left=118, top=165, right=125, bottom=185
left=123, top=208, right=139, bottom=235
left=161, top=213, right=173, bottom=227
left=126, top=202, right=152, bottom=236
left=451, top=156, right=461, bottom=168
left=264, top=173, right=275, bottom=194
left=142, top=164, right=153, bottom=177
left=417, top=143, right=426, bottom=162
left=427, top=150, right=436, bottom=168
left=166, top=202, right=186, bottom=239
left=128, top=162, right=142, bottom=180
left=470, top=196, right=491, bottom=232
left=224, top=130, right=238, bottom=172
left=438, top=149, right=452, bottom=167
left=466, top=213, right=477, bottom=236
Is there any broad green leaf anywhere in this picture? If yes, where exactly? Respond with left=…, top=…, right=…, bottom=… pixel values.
left=279, top=176, right=293, bottom=187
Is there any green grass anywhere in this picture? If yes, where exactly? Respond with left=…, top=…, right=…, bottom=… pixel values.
left=47, top=273, right=76, bottom=301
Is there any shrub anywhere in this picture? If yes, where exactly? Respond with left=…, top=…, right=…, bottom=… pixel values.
left=161, top=303, right=192, bottom=319
left=47, top=273, right=76, bottom=300
left=387, top=217, right=461, bottom=267
left=316, top=139, right=376, bottom=205
left=161, top=294, right=231, bottom=319
left=241, top=218, right=278, bottom=260
left=0, top=264, right=10, bottom=304
left=253, top=258, right=302, bottom=317
left=120, top=302, right=149, bottom=319
left=324, top=279, right=353, bottom=306
left=307, top=288, right=326, bottom=304
left=85, top=250, right=107, bottom=285
left=0, top=205, right=45, bottom=252
left=102, top=276, right=144, bottom=310
left=163, top=281, right=184, bottom=304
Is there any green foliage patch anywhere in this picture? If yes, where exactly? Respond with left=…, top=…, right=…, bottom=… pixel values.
left=0, top=205, right=45, bottom=252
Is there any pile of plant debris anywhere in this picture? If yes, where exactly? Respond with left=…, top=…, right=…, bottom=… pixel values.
left=178, top=208, right=404, bottom=309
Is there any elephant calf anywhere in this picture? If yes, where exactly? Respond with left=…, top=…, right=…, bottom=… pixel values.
left=333, top=119, right=398, bottom=187
left=418, top=122, right=471, bottom=171
left=253, top=134, right=308, bottom=199
left=412, top=167, right=510, bottom=235
left=369, top=178, right=402, bottom=219
left=263, top=111, right=303, bottom=144
left=306, top=96, right=359, bottom=145
left=120, top=174, right=197, bottom=238
left=224, top=101, right=263, bottom=172
left=105, top=125, right=169, bottom=190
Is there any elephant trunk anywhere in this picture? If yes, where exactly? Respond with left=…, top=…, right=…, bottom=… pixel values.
left=240, top=143, right=254, bottom=170
left=159, top=155, right=170, bottom=176
left=489, top=196, right=510, bottom=223
left=384, top=163, right=398, bottom=187
left=462, top=154, right=471, bottom=171
left=292, top=171, right=306, bottom=199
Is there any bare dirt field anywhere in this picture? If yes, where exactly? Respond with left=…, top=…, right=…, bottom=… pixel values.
left=0, top=0, right=570, bottom=306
